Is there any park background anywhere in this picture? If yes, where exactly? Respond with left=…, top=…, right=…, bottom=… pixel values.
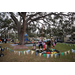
left=0, top=12, right=75, bottom=60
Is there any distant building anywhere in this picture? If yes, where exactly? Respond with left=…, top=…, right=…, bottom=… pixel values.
left=64, top=35, right=71, bottom=42
left=71, top=32, right=75, bottom=40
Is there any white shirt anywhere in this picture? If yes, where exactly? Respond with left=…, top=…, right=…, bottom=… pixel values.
left=4, top=39, right=6, bottom=41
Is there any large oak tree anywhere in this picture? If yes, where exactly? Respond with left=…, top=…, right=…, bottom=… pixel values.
left=9, top=12, right=75, bottom=44
left=9, top=12, right=54, bottom=45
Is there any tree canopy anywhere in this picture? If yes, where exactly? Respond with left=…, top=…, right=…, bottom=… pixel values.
left=0, top=12, right=75, bottom=44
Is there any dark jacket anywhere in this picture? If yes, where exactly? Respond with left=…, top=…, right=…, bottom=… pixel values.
left=47, top=40, right=51, bottom=45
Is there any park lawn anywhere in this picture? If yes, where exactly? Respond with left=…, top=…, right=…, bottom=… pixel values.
left=0, top=43, right=75, bottom=62
left=55, top=43, right=75, bottom=52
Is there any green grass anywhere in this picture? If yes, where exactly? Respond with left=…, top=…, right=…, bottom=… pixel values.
left=0, top=43, right=75, bottom=62
left=55, top=43, right=75, bottom=52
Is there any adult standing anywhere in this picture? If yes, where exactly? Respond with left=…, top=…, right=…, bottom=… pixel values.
left=55, top=39, right=57, bottom=45
left=47, top=39, right=51, bottom=48
left=38, top=40, right=43, bottom=49
left=1, top=38, right=4, bottom=43
left=4, top=38, right=6, bottom=43
left=5, top=38, right=7, bottom=43
left=0, top=39, right=1, bottom=43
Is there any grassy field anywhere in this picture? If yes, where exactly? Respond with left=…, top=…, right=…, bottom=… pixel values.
left=0, top=43, right=75, bottom=62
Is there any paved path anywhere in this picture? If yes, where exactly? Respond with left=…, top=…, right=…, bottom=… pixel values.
left=14, top=45, right=28, bottom=49
left=25, top=44, right=38, bottom=46
left=10, top=44, right=38, bottom=46
left=0, top=43, right=3, bottom=44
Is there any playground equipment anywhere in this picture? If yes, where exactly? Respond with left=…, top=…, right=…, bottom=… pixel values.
left=24, top=34, right=31, bottom=43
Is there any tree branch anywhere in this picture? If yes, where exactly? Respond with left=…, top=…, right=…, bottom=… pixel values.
left=18, top=12, right=24, bottom=18
left=27, top=13, right=54, bottom=25
left=9, top=12, right=18, bottom=26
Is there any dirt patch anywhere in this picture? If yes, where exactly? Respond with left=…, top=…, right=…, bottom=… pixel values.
left=14, top=45, right=28, bottom=49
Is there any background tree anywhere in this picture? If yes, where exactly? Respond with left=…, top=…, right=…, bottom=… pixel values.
left=0, top=13, right=13, bottom=38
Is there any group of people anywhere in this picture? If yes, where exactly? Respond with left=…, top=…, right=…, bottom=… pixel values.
left=0, top=38, right=7, bottom=43
left=32, top=39, right=57, bottom=50
left=0, top=38, right=12, bottom=43
left=38, top=40, right=48, bottom=50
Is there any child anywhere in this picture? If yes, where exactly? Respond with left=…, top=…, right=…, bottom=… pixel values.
left=32, top=42, right=36, bottom=50
left=51, top=45, right=54, bottom=49
left=43, top=42, right=45, bottom=50
left=52, top=40, right=55, bottom=48
left=45, top=43, right=47, bottom=49
left=51, top=45, right=55, bottom=51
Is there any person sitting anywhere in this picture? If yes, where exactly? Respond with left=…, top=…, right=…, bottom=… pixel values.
left=51, top=45, right=55, bottom=51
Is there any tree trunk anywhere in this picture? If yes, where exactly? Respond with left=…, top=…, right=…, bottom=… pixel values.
left=18, top=31, right=24, bottom=45
left=9, top=12, right=26, bottom=45
left=18, top=13, right=26, bottom=45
